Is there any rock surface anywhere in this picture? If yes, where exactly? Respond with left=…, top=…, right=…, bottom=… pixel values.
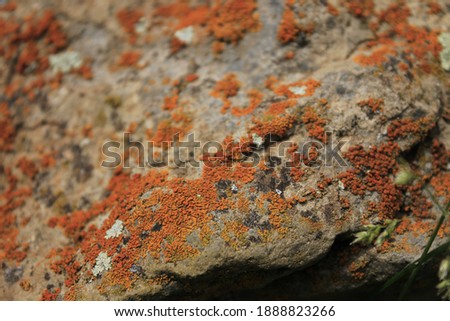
left=0, top=0, right=449, bottom=300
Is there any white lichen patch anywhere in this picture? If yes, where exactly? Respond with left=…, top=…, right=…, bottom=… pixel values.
left=105, top=220, right=124, bottom=239
left=134, top=17, right=148, bottom=34
left=252, top=133, right=264, bottom=149
left=438, top=32, right=450, bottom=71
left=231, top=183, right=239, bottom=193
left=174, top=26, right=194, bottom=44
left=49, top=51, right=83, bottom=74
left=92, top=252, right=111, bottom=277
left=289, top=86, right=307, bottom=96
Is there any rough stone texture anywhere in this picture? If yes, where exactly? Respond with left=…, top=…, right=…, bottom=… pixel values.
left=0, top=0, right=449, bottom=300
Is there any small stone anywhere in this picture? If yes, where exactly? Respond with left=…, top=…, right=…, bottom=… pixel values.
left=174, top=26, right=194, bottom=44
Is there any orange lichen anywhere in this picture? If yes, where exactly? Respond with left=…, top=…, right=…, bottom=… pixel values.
left=301, top=106, right=327, bottom=142
left=251, top=115, right=296, bottom=138
left=265, top=99, right=296, bottom=116
left=353, top=2, right=442, bottom=73
left=41, top=288, right=60, bottom=301
left=430, top=173, right=450, bottom=204
left=210, top=73, right=241, bottom=113
left=277, top=2, right=299, bottom=44
left=273, top=79, right=321, bottom=98
left=208, top=0, right=260, bottom=44
left=354, top=46, right=395, bottom=67
left=0, top=102, right=15, bottom=151
left=116, top=8, right=144, bottom=44
left=230, top=89, right=263, bottom=116
left=163, top=91, right=179, bottom=111
left=16, top=156, right=38, bottom=179
left=387, top=117, right=433, bottom=140
left=185, top=73, right=199, bottom=82
left=117, top=51, right=142, bottom=68
left=327, top=4, right=340, bottom=16
left=427, top=1, right=443, bottom=14
left=340, top=143, right=402, bottom=219
left=0, top=168, right=32, bottom=262
left=358, top=98, right=384, bottom=113
left=343, top=0, right=374, bottom=18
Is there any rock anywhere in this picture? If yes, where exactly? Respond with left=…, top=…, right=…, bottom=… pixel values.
left=0, top=0, right=449, bottom=300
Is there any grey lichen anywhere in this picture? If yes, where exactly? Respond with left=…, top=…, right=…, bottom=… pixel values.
left=105, top=220, right=124, bottom=239
left=49, top=51, right=83, bottom=74
left=92, top=252, right=111, bottom=277
left=438, top=32, right=450, bottom=71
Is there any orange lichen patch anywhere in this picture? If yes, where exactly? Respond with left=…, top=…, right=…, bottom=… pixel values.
left=185, top=73, right=199, bottom=82
left=273, top=79, right=321, bottom=98
left=149, top=119, right=189, bottom=148
left=354, top=2, right=442, bottom=73
left=117, top=51, right=142, bottom=68
left=73, top=64, right=93, bottom=80
left=277, top=2, right=300, bottom=44
left=427, top=1, right=443, bottom=14
left=19, top=279, right=32, bottom=292
left=0, top=2, right=16, bottom=11
left=210, top=73, right=241, bottom=113
left=0, top=9, right=67, bottom=73
left=403, top=182, right=433, bottom=218
left=211, top=73, right=241, bottom=99
left=155, top=2, right=209, bottom=28
left=0, top=102, right=15, bottom=151
left=341, top=143, right=401, bottom=219
left=203, top=163, right=256, bottom=185
left=221, top=220, right=249, bottom=249
left=284, top=50, right=295, bottom=60
left=16, top=156, right=38, bottom=179
left=301, top=106, right=327, bottom=142
left=378, top=2, right=410, bottom=26
left=251, top=115, right=296, bottom=138
left=265, top=99, right=296, bottom=116
left=430, top=173, right=450, bottom=203
left=230, top=89, right=263, bottom=116
left=357, top=98, right=384, bottom=113
left=431, top=139, right=449, bottom=174
left=40, top=288, right=60, bottom=301
left=49, top=247, right=81, bottom=288
left=342, top=0, right=374, bottom=18
left=41, top=152, right=56, bottom=168
left=163, top=91, right=179, bottom=111
left=387, top=117, right=434, bottom=140
left=208, top=0, right=260, bottom=44
left=116, top=8, right=144, bottom=44
left=265, top=75, right=279, bottom=91
left=354, top=46, right=395, bottom=67
left=327, top=4, right=340, bottom=16
left=0, top=168, right=32, bottom=262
